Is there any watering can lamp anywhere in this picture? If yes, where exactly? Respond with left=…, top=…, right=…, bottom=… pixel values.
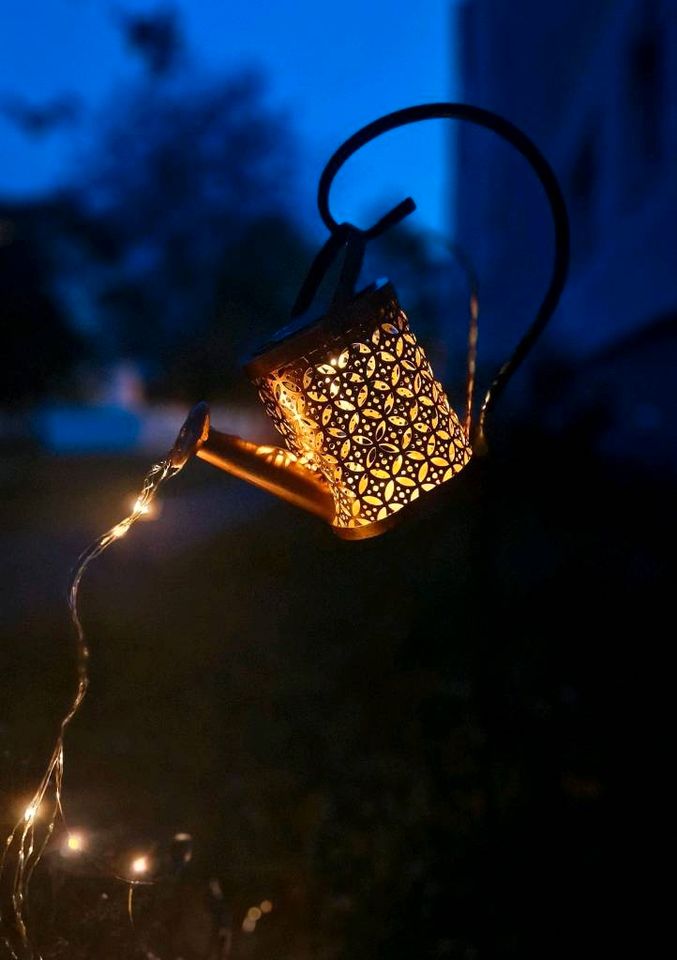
left=175, top=104, right=570, bottom=540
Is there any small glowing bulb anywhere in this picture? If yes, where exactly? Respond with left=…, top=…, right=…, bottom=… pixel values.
left=24, top=801, right=39, bottom=823
left=130, top=855, right=149, bottom=875
left=242, top=917, right=256, bottom=933
left=260, top=899, right=273, bottom=914
left=247, top=906, right=262, bottom=922
left=130, top=496, right=158, bottom=520
left=111, top=522, right=129, bottom=539
left=66, top=832, right=85, bottom=852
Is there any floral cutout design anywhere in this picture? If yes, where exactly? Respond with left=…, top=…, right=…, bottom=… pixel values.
left=256, top=296, right=472, bottom=532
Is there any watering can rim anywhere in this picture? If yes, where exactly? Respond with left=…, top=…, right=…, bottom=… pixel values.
left=243, top=278, right=394, bottom=382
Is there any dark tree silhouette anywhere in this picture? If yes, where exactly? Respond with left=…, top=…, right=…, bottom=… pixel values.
left=73, top=70, right=306, bottom=388
left=0, top=203, right=84, bottom=405
left=0, top=94, right=81, bottom=137
left=114, top=5, right=185, bottom=77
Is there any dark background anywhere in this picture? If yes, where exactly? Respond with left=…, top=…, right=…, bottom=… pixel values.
left=1, top=2, right=675, bottom=958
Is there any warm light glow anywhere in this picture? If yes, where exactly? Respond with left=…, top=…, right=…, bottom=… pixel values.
left=242, top=917, right=257, bottom=933
left=23, top=801, right=39, bottom=823
left=130, top=855, right=149, bottom=875
left=130, top=496, right=158, bottom=520
left=257, top=291, right=472, bottom=537
left=111, top=522, right=129, bottom=539
left=247, top=906, right=262, bottom=922
left=260, top=899, right=273, bottom=914
left=65, top=831, right=85, bottom=853
left=172, top=831, right=193, bottom=863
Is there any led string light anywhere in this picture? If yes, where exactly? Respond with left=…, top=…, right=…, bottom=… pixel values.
left=0, top=453, right=184, bottom=959
left=242, top=899, right=274, bottom=935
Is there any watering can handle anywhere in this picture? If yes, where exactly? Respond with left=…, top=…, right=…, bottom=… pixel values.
left=313, top=102, right=570, bottom=451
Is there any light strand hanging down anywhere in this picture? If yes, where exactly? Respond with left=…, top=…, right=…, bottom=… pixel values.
left=0, top=412, right=206, bottom=959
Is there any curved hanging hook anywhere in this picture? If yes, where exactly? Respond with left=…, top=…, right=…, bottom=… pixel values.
left=316, top=102, right=570, bottom=450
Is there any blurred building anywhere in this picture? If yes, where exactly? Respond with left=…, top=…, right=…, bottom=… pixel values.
left=454, top=0, right=677, bottom=461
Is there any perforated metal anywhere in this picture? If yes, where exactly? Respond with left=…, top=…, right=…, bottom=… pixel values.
left=255, top=290, right=472, bottom=537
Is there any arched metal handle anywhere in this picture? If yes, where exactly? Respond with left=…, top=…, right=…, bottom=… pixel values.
left=316, top=102, right=570, bottom=449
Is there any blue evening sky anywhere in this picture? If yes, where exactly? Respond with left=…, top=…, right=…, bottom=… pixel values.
left=0, top=0, right=461, bottom=235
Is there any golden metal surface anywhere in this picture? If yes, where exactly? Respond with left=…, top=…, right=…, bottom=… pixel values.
left=197, top=431, right=335, bottom=522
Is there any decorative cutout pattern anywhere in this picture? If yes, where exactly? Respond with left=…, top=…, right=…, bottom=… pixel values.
left=256, top=297, right=472, bottom=533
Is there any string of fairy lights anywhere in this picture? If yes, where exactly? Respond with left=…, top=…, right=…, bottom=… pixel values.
left=0, top=454, right=182, bottom=959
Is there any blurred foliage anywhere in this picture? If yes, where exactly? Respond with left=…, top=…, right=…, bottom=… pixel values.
left=0, top=8, right=319, bottom=405
left=162, top=214, right=316, bottom=403
left=1, top=204, right=85, bottom=406
left=76, top=68, right=308, bottom=390
left=0, top=4, right=469, bottom=409
left=115, top=5, right=185, bottom=77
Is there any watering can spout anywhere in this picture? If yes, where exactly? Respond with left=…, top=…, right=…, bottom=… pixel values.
left=172, top=401, right=335, bottom=522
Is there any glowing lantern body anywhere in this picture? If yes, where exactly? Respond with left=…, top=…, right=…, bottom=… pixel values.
left=246, top=282, right=472, bottom=539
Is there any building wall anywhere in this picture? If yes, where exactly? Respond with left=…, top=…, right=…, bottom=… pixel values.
left=454, top=0, right=677, bottom=363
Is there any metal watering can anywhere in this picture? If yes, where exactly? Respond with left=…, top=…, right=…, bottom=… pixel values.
left=173, top=104, right=569, bottom=540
